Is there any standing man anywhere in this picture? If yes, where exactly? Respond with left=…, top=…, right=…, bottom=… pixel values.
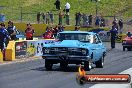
left=45, top=12, right=50, bottom=24
left=109, top=23, right=118, bottom=49
left=37, top=12, right=41, bottom=24
left=49, top=11, right=54, bottom=24
left=25, top=23, right=35, bottom=40
left=89, top=15, right=93, bottom=26
left=6, top=21, right=17, bottom=40
left=0, top=23, right=11, bottom=60
left=42, top=13, right=45, bottom=24
left=65, top=2, right=70, bottom=14
left=58, top=11, right=64, bottom=25
left=54, top=0, right=60, bottom=10
left=65, top=13, right=70, bottom=25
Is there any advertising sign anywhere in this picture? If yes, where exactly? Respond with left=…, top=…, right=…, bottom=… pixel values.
left=15, top=41, right=27, bottom=59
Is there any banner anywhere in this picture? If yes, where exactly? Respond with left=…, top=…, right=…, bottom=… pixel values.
left=26, top=39, right=55, bottom=57
left=15, top=41, right=27, bottom=59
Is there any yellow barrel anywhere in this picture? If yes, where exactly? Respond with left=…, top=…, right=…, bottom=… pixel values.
left=0, top=49, right=3, bottom=63
left=5, top=41, right=16, bottom=61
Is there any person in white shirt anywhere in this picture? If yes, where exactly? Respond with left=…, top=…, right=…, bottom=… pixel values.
left=65, top=2, right=70, bottom=14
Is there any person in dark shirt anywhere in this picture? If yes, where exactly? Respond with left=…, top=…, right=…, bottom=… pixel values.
left=37, top=12, right=41, bottom=24
left=54, top=0, right=60, bottom=10
left=6, top=21, right=17, bottom=40
left=109, top=24, right=118, bottom=49
left=0, top=23, right=11, bottom=60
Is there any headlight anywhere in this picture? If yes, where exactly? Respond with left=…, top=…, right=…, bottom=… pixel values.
left=81, top=49, right=87, bottom=55
left=44, top=48, right=50, bottom=53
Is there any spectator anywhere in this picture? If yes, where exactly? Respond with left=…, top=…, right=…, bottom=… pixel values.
left=75, top=12, right=78, bottom=26
left=82, top=13, right=88, bottom=26
left=45, top=12, right=50, bottom=24
left=118, top=19, right=123, bottom=34
left=42, top=13, right=45, bottom=24
left=65, top=2, right=70, bottom=14
left=65, top=13, right=70, bottom=25
left=6, top=21, right=17, bottom=40
left=100, top=17, right=105, bottom=27
left=25, top=23, right=35, bottom=40
left=112, top=18, right=118, bottom=32
left=54, top=0, right=60, bottom=10
left=109, top=24, right=118, bottom=49
left=53, top=25, right=58, bottom=37
left=49, top=11, right=54, bottom=24
left=46, top=26, right=50, bottom=32
left=43, top=27, right=54, bottom=39
left=37, top=12, right=41, bottom=24
left=58, top=11, right=64, bottom=25
left=58, top=25, right=64, bottom=32
left=89, top=15, right=93, bottom=26
left=95, top=16, right=100, bottom=27
left=0, top=23, right=10, bottom=60
left=74, top=26, right=80, bottom=31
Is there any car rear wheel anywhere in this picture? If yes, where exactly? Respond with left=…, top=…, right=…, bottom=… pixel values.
left=45, top=59, right=53, bottom=70
left=84, top=60, right=92, bottom=71
left=95, top=56, right=104, bottom=68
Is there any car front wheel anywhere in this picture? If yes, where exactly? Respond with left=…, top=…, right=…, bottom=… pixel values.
left=95, top=56, right=104, bottom=68
left=84, top=60, right=92, bottom=71
left=45, top=59, right=53, bottom=70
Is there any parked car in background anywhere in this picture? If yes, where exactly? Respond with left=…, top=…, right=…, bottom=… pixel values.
left=122, top=31, right=132, bottom=51
left=42, top=31, right=106, bottom=71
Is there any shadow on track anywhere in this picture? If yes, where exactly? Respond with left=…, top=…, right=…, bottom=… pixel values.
left=31, top=65, right=94, bottom=72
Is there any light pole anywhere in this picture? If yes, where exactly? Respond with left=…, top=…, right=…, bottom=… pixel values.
left=95, top=0, right=100, bottom=17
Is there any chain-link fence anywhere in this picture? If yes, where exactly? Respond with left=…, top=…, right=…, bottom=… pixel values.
left=0, top=6, right=118, bottom=27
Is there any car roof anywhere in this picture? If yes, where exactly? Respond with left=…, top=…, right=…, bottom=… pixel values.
left=59, top=31, right=96, bottom=35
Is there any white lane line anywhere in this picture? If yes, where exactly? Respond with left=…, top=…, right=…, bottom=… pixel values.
left=90, top=68, right=132, bottom=88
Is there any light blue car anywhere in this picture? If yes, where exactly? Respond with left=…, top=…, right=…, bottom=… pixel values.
left=42, top=31, right=106, bottom=70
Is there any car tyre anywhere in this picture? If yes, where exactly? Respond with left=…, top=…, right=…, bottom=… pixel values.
left=45, top=59, right=53, bottom=70
left=84, top=60, right=92, bottom=71
left=95, top=56, right=104, bottom=68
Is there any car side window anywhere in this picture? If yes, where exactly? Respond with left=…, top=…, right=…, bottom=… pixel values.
left=93, top=35, right=100, bottom=44
left=96, top=34, right=102, bottom=43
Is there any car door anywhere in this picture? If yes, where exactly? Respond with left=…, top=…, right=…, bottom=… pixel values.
left=96, top=34, right=104, bottom=59
left=91, top=35, right=102, bottom=61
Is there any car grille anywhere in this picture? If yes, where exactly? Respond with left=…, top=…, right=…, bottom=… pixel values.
left=49, top=47, right=86, bottom=56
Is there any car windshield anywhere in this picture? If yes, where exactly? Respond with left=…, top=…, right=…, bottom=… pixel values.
left=57, top=33, right=92, bottom=42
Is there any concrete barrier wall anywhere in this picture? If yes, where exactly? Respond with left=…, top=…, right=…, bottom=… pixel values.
left=5, top=39, right=55, bottom=61
left=11, top=22, right=109, bottom=36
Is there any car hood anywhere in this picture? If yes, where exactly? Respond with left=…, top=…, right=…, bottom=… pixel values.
left=45, top=40, right=92, bottom=48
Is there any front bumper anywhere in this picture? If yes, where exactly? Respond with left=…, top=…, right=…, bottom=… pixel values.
left=42, top=54, right=90, bottom=62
